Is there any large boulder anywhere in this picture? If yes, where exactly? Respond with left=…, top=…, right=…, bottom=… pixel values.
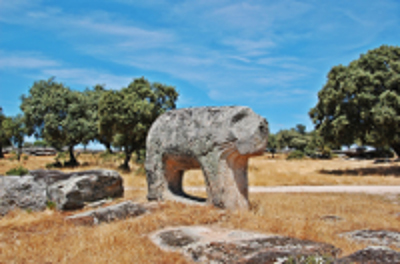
left=145, top=106, right=268, bottom=210
left=0, top=176, right=47, bottom=216
left=45, top=170, right=124, bottom=210
left=0, top=169, right=124, bottom=215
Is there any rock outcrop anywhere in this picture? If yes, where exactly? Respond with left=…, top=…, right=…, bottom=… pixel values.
left=65, top=201, right=147, bottom=225
left=340, top=229, right=400, bottom=248
left=337, top=246, right=400, bottom=264
left=0, top=169, right=124, bottom=215
left=145, top=106, right=268, bottom=210
left=0, top=176, right=47, bottom=215
left=150, top=226, right=340, bottom=263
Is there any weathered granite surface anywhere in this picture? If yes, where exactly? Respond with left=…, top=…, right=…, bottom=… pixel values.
left=0, top=169, right=124, bottom=215
left=65, top=201, right=147, bottom=225
left=337, top=246, right=400, bottom=264
left=0, top=176, right=47, bottom=216
left=46, top=170, right=123, bottom=210
left=340, top=229, right=400, bottom=248
left=145, top=106, right=268, bottom=210
left=150, top=226, right=340, bottom=263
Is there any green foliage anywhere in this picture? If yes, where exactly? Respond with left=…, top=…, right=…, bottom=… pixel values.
left=33, top=139, right=49, bottom=147
left=276, top=126, right=309, bottom=152
left=98, top=77, right=178, bottom=169
left=46, top=200, right=57, bottom=210
left=55, top=151, right=67, bottom=163
left=85, top=85, right=113, bottom=152
left=287, top=150, right=305, bottom=160
left=310, top=45, right=400, bottom=155
left=0, top=107, right=12, bottom=158
left=287, top=255, right=335, bottom=264
left=3, top=115, right=27, bottom=161
left=5, top=166, right=29, bottom=176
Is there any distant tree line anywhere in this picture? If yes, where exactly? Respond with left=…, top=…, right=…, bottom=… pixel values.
left=267, top=124, right=336, bottom=159
left=0, top=77, right=178, bottom=169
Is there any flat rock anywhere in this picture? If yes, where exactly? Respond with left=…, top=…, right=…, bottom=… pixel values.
left=337, top=246, right=400, bottom=264
left=0, top=176, right=47, bottom=216
left=65, top=201, right=147, bottom=225
left=340, top=229, right=400, bottom=248
left=150, top=226, right=340, bottom=263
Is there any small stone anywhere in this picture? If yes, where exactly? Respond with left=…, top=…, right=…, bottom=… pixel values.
left=65, top=201, right=147, bottom=225
left=320, top=215, right=344, bottom=222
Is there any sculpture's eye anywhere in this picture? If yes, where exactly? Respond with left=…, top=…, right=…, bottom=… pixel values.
left=259, top=123, right=267, bottom=134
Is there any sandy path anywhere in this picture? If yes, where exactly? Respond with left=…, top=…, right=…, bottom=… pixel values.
left=128, top=185, right=400, bottom=194
left=184, top=185, right=400, bottom=194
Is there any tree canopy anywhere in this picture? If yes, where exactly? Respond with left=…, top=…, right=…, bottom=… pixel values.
left=309, top=45, right=400, bottom=155
left=0, top=107, right=12, bottom=158
left=21, top=78, right=97, bottom=165
left=3, top=115, right=26, bottom=160
left=98, top=77, right=178, bottom=170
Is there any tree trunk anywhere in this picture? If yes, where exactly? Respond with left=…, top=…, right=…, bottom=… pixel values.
left=121, top=148, right=131, bottom=171
left=17, top=146, right=21, bottom=161
left=0, top=143, right=3, bottom=159
left=390, top=143, right=400, bottom=158
left=68, top=145, right=78, bottom=166
left=105, top=142, right=113, bottom=154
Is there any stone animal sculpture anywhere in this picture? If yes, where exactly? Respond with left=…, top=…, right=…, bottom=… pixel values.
left=145, top=106, right=268, bottom=210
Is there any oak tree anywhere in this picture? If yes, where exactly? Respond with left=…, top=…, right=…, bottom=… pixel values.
left=310, top=45, right=400, bottom=155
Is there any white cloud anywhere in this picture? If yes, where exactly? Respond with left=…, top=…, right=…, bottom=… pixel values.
left=0, top=52, right=59, bottom=69
left=2, top=0, right=399, bottom=107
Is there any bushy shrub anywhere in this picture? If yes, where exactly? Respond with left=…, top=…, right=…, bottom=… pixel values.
left=287, top=150, right=305, bottom=160
left=5, top=166, right=29, bottom=176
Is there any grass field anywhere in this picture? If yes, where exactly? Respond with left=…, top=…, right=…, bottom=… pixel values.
left=0, top=153, right=399, bottom=263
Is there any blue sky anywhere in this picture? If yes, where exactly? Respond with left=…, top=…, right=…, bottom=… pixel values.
left=1, top=0, right=399, bottom=134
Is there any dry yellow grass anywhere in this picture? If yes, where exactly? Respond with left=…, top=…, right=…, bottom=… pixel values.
left=2, top=152, right=400, bottom=188
left=184, top=154, right=400, bottom=187
left=1, top=153, right=399, bottom=263
left=0, top=193, right=398, bottom=263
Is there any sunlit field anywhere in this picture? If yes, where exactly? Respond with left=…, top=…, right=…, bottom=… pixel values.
left=1, top=152, right=399, bottom=263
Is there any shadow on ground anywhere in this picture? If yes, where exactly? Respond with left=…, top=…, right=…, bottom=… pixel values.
left=320, top=165, right=400, bottom=177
